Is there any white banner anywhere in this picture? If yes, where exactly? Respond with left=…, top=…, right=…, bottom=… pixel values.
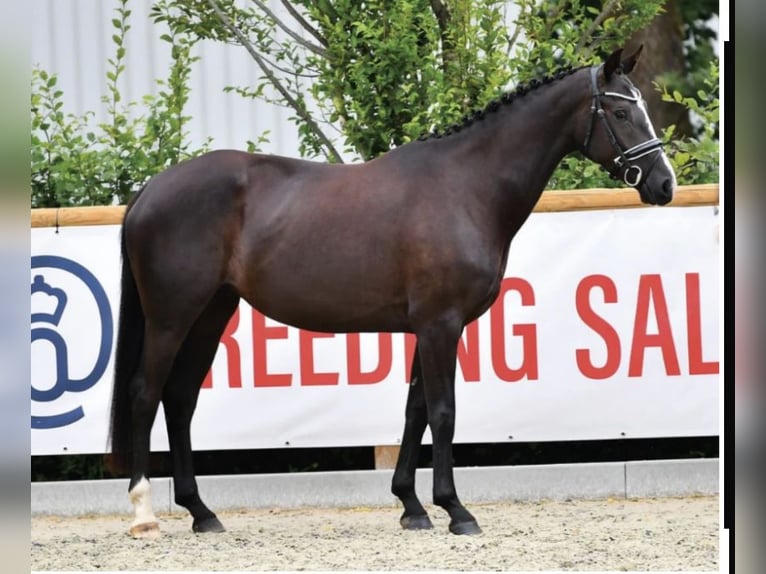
left=31, top=207, right=720, bottom=455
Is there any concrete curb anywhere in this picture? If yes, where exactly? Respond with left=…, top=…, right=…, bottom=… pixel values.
left=31, top=458, right=718, bottom=516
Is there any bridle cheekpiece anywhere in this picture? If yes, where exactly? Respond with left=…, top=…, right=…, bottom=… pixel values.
left=582, top=66, right=664, bottom=187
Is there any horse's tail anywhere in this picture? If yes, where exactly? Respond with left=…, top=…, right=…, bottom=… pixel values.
left=107, top=186, right=147, bottom=475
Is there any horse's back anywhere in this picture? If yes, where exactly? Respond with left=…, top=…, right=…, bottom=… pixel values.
left=128, top=150, right=296, bottom=221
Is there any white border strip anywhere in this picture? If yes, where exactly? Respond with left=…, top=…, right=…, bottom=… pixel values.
left=31, top=459, right=718, bottom=516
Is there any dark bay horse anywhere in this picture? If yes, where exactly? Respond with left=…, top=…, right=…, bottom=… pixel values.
left=109, top=46, right=676, bottom=537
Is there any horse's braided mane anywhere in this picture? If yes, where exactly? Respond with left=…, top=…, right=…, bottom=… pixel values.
left=416, top=64, right=586, bottom=142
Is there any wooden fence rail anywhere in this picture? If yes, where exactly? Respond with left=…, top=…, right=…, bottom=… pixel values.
left=31, top=184, right=718, bottom=228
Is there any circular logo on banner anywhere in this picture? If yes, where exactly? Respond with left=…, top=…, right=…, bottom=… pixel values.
left=31, top=255, right=114, bottom=429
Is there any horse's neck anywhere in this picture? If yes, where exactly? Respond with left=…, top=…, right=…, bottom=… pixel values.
left=451, top=73, right=585, bottom=218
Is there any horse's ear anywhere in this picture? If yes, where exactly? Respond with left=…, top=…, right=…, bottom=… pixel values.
left=620, top=44, right=643, bottom=75
left=603, top=48, right=624, bottom=80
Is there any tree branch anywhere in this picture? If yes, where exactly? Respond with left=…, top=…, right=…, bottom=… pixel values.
left=280, top=0, right=327, bottom=47
left=429, top=0, right=450, bottom=29
left=248, top=0, right=326, bottom=57
left=248, top=46, right=320, bottom=78
left=505, top=22, right=522, bottom=58
left=205, top=0, right=343, bottom=162
left=576, top=0, right=619, bottom=55
left=544, top=0, right=566, bottom=37
left=429, top=0, right=455, bottom=72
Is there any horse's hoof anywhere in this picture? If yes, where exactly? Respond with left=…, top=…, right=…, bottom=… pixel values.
left=193, top=515, right=226, bottom=533
left=129, top=521, right=160, bottom=539
left=449, top=520, right=482, bottom=535
left=400, top=514, right=434, bottom=530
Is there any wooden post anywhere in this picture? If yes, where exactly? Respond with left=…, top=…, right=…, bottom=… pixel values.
left=374, top=445, right=400, bottom=470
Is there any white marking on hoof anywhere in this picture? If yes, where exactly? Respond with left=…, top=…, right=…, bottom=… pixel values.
left=129, top=477, right=159, bottom=538
left=129, top=521, right=160, bottom=539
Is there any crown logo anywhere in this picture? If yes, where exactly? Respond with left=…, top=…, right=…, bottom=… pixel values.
left=31, top=275, right=68, bottom=326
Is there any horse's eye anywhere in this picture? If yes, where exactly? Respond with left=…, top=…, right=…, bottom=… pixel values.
left=614, top=109, right=628, bottom=120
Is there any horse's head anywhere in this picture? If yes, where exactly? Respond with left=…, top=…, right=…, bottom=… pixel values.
left=580, top=46, right=676, bottom=205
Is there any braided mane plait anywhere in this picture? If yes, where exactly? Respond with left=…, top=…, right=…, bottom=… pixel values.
left=416, top=65, right=584, bottom=142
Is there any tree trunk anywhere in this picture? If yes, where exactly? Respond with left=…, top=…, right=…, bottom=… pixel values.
left=628, top=0, right=692, bottom=138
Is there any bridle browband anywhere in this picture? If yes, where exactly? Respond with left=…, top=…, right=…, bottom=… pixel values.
left=582, top=66, right=664, bottom=187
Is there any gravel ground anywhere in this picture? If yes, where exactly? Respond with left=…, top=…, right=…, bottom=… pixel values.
left=32, top=495, right=719, bottom=571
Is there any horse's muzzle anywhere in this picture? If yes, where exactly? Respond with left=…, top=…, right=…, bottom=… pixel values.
left=656, top=178, right=675, bottom=205
left=640, top=177, right=674, bottom=206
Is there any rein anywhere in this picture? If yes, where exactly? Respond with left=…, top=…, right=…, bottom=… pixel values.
left=582, top=66, right=664, bottom=187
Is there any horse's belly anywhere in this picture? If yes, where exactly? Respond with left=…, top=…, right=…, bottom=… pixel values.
left=237, top=266, right=411, bottom=334
left=246, top=294, right=411, bottom=334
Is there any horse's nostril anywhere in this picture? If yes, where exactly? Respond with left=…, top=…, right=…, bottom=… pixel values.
left=663, top=179, right=673, bottom=195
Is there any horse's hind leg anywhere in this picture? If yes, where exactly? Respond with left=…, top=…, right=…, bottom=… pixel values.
left=162, top=286, right=239, bottom=533
left=391, top=347, right=434, bottom=530
left=127, top=323, right=188, bottom=538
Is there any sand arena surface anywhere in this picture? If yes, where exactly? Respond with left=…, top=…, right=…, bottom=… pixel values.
left=32, top=495, right=719, bottom=571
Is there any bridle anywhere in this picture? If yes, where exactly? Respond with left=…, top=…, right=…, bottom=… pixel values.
left=582, top=66, right=664, bottom=187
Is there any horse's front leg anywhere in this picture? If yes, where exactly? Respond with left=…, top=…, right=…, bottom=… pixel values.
left=391, top=347, right=433, bottom=529
left=417, top=317, right=481, bottom=535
